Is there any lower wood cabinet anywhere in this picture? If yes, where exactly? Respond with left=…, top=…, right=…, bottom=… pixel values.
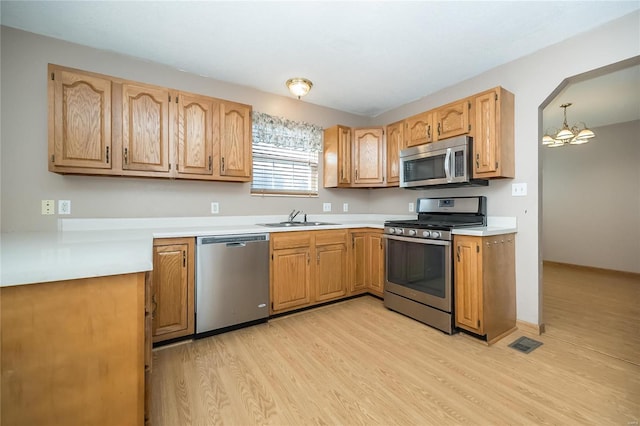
left=270, top=230, right=348, bottom=314
left=1, top=273, right=146, bottom=425
left=152, top=237, right=195, bottom=343
left=454, top=233, right=516, bottom=344
left=349, top=229, right=385, bottom=296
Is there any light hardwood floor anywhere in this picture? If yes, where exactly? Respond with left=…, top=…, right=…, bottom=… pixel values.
left=151, top=266, right=640, bottom=425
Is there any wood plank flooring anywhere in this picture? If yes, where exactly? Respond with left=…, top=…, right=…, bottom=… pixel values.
left=151, top=266, right=640, bottom=425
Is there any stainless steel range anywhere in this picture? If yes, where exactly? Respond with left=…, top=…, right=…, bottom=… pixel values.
left=383, top=196, right=487, bottom=334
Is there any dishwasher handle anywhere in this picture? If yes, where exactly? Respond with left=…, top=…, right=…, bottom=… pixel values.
left=198, top=234, right=269, bottom=245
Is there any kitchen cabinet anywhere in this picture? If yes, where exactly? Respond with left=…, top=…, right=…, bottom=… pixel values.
left=323, top=125, right=352, bottom=187
left=176, top=92, right=216, bottom=177
left=218, top=100, right=252, bottom=180
left=472, top=87, right=515, bottom=178
left=47, top=63, right=252, bottom=182
left=152, top=237, right=195, bottom=343
left=48, top=66, right=113, bottom=172
left=405, top=110, right=434, bottom=147
left=1, top=273, right=146, bottom=425
left=435, top=98, right=471, bottom=140
left=270, top=230, right=348, bottom=314
left=353, top=127, right=386, bottom=187
left=385, top=120, right=404, bottom=186
left=349, top=229, right=385, bottom=296
left=121, top=82, right=171, bottom=174
left=454, top=233, right=516, bottom=344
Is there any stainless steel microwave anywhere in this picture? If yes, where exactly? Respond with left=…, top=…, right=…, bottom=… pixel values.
left=399, top=135, right=488, bottom=189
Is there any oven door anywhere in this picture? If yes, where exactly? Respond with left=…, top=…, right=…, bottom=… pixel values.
left=384, top=234, right=452, bottom=313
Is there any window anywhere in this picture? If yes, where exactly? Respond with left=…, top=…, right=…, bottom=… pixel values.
left=251, top=111, right=323, bottom=196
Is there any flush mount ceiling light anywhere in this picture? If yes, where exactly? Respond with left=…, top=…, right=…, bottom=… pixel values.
left=542, top=103, right=596, bottom=148
left=286, top=78, right=313, bottom=99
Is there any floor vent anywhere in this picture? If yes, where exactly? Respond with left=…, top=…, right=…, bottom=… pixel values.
left=508, top=336, right=543, bottom=354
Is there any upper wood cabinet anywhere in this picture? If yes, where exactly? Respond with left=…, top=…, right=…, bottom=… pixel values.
left=323, top=125, right=352, bottom=187
left=353, top=127, right=385, bottom=187
left=472, top=87, right=515, bottom=179
left=218, top=101, right=252, bottom=180
left=405, top=110, right=434, bottom=147
left=121, top=83, right=171, bottom=174
left=152, top=237, right=195, bottom=343
left=435, top=98, right=471, bottom=140
left=454, top=233, right=516, bottom=344
left=385, top=120, right=404, bottom=186
left=47, top=64, right=252, bottom=182
left=177, top=93, right=216, bottom=176
left=48, top=67, right=112, bottom=171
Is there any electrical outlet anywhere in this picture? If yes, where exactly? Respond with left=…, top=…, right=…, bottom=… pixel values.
left=343, top=203, right=349, bottom=212
left=211, top=202, right=219, bottom=214
left=511, top=183, right=528, bottom=197
left=58, top=200, right=71, bottom=215
left=409, top=202, right=415, bottom=212
left=323, top=203, right=332, bottom=212
left=41, top=200, right=55, bottom=215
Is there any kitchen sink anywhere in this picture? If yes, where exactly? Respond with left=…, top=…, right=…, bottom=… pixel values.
left=259, top=221, right=338, bottom=227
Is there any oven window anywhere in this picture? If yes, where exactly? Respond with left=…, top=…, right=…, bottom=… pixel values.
left=386, top=238, right=447, bottom=298
left=403, top=154, right=446, bottom=182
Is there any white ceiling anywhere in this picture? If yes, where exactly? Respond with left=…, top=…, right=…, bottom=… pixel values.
left=1, top=1, right=639, bottom=118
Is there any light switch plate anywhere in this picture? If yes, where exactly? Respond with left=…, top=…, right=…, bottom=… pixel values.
left=512, top=183, right=527, bottom=196
left=41, top=200, right=55, bottom=215
left=211, top=202, right=219, bottom=214
left=58, top=200, right=71, bottom=215
left=343, top=203, right=349, bottom=212
left=409, top=202, right=415, bottom=212
left=323, top=203, right=332, bottom=212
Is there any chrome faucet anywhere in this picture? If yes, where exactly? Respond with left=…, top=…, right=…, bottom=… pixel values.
left=288, top=209, right=301, bottom=222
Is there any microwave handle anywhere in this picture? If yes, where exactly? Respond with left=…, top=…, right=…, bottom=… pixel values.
left=444, top=148, right=452, bottom=182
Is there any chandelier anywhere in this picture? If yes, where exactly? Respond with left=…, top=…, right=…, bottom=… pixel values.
left=286, top=78, right=313, bottom=99
left=542, top=103, right=595, bottom=148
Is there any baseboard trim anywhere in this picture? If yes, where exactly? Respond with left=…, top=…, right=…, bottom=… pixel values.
left=543, top=261, right=640, bottom=278
left=517, top=320, right=545, bottom=336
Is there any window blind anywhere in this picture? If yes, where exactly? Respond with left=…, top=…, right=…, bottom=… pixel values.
left=251, top=141, right=319, bottom=196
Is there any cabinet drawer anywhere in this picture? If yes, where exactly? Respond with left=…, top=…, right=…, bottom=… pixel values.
left=315, top=229, right=347, bottom=246
left=271, top=232, right=312, bottom=250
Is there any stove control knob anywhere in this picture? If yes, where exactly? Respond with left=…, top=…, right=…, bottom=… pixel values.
left=422, top=230, right=431, bottom=238
left=396, top=228, right=404, bottom=235
left=408, top=229, right=417, bottom=236
left=431, top=231, right=441, bottom=239
left=388, top=228, right=395, bottom=234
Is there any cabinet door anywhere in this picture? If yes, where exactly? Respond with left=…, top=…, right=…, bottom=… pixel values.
left=474, top=91, right=498, bottom=175
left=219, top=101, right=252, bottom=178
left=405, top=111, right=434, bottom=147
left=49, top=67, right=112, bottom=170
left=122, top=83, right=170, bottom=173
left=315, top=243, right=348, bottom=301
left=338, top=126, right=352, bottom=185
left=271, top=247, right=311, bottom=312
left=353, top=127, right=385, bottom=186
left=454, top=236, right=483, bottom=334
left=152, top=240, right=194, bottom=342
left=350, top=233, right=367, bottom=293
left=385, top=121, right=404, bottom=186
left=177, top=93, right=216, bottom=176
left=368, top=232, right=385, bottom=295
left=435, top=99, right=470, bottom=140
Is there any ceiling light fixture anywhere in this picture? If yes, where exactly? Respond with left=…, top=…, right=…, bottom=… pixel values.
left=286, top=78, right=313, bottom=99
left=542, top=103, right=596, bottom=148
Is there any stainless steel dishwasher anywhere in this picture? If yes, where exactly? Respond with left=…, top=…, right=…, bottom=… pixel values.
left=196, top=233, right=270, bottom=337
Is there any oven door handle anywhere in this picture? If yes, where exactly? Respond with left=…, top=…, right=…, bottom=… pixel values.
left=444, top=147, right=452, bottom=182
left=382, top=234, right=451, bottom=246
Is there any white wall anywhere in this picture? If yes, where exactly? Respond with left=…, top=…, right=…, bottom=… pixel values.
left=542, top=120, right=640, bottom=273
left=1, top=12, right=639, bottom=325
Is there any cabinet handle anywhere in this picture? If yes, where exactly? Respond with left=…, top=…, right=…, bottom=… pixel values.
left=307, top=253, right=310, bottom=264
left=221, top=157, right=225, bottom=172
left=183, top=251, right=186, bottom=267
left=427, top=125, right=431, bottom=140
left=476, top=153, right=479, bottom=169
left=208, top=156, right=212, bottom=171
left=124, top=147, right=128, bottom=165
left=152, top=294, right=157, bottom=315
left=355, top=169, right=358, bottom=180
left=456, top=246, right=460, bottom=262
left=105, top=147, right=110, bottom=164
left=437, top=122, right=441, bottom=136
left=317, top=253, right=320, bottom=264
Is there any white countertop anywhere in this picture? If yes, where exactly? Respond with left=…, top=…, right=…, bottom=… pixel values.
left=1, top=214, right=516, bottom=287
